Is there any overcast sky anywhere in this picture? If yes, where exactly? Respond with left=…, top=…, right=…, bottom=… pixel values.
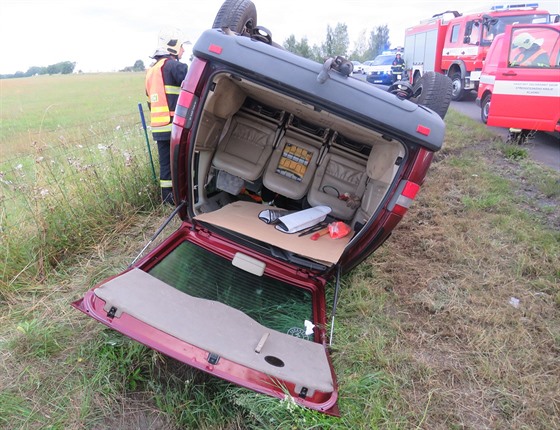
left=1, top=0, right=559, bottom=74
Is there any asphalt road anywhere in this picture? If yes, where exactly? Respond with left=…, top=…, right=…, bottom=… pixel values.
left=450, top=92, right=560, bottom=172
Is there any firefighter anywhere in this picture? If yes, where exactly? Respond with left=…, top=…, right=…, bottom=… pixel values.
left=511, top=32, right=550, bottom=67
left=146, top=29, right=189, bottom=204
left=392, top=52, right=405, bottom=68
left=391, top=52, right=405, bottom=83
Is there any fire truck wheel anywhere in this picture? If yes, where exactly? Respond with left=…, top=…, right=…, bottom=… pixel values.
left=480, top=93, right=491, bottom=124
left=410, top=71, right=453, bottom=119
left=450, top=72, right=465, bottom=101
left=212, top=0, right=257, bottom=36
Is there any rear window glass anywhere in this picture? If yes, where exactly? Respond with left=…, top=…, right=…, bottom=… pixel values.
left=148, top=241, right=314, bottom=340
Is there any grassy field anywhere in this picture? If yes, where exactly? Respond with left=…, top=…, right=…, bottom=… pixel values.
left=0, top=72, right=147, bottom=160
left=1, top=74, right=559, bottom=429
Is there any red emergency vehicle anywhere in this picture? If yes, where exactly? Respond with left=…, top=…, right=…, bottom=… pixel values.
left=477, top=23, right=560, bottom=142
left=404, top=3, right=553, bottom=100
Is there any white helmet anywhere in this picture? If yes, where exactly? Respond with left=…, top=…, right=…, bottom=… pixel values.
left=154, top=28, right=185, bottom=57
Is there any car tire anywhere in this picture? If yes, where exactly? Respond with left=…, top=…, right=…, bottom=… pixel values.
left=212, top=0, right=257, bottom=36
left=481, top=93, right=491, bottom=124
left=410, top=71, right=453, bottom=119
left=450, top=72, right=465, bottom=101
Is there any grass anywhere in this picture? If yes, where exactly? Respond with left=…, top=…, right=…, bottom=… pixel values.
left=0, top=72, right=147, bottom=160
left=1, top=76, right=559, bottom=429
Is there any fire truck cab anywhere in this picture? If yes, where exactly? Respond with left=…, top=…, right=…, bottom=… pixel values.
left=477, top=23, right=560, bottom=141
left=404, top=3, right=553, bottom=101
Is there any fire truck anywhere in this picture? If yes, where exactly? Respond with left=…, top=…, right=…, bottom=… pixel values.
left=404, top=3, right=554, bottom=100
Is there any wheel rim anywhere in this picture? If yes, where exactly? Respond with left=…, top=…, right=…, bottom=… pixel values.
left=482, top=100, right=490, bottom=122
left=452, top=79, right=462, bottom=98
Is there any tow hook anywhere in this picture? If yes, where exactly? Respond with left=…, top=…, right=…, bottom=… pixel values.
left=317, top=56, right=353, bottom=84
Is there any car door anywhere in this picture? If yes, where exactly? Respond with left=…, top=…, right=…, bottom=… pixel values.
left=487, top=24, right=560, bottom=132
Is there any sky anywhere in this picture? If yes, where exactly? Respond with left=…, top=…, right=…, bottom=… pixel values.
left=1, top=0, right=559, bottom=74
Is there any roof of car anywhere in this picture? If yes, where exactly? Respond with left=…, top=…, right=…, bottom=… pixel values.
left=193, top=29, right=445, bottom=151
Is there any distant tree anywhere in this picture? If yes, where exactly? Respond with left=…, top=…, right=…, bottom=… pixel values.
left=121, top=60, right=146, bottom=72
left=132, top=60, right=145, bottom=71
left=60, top=61, right=76, bottom=74
left=366, top=25, right=391, bottom=59
left=322, top=23, right=349, bottom=58
left=283, top=35, right=316, bottom=61
left=350, top=29, right=369, bottom=62
left=280, top=22, right=390, bottom=66
left=26, top=66, right=45, bottom=76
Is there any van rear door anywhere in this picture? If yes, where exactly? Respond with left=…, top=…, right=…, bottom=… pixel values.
left=487, top=24, right=560, bottom=132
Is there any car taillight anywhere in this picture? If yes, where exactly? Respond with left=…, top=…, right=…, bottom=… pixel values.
left=173, top=59, right=206, bottom=129
left=387, top=180, right=421, bottom=217
left=173, top=91, right=198, bottom=129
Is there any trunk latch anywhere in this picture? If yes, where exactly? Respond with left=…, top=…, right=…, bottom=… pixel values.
left=299, top=387, right=308, bottom=399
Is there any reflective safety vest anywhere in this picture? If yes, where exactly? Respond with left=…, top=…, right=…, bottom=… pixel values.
left=513, top=48, right=549, bottom=67
left=145, top=59, right=181, bottom=139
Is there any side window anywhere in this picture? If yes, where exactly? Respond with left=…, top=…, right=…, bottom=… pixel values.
left=464, top=21, right=480, bottom=45
left=509, top=27, right=559, bottom=68
left=450, top=25, right=461, bottom=43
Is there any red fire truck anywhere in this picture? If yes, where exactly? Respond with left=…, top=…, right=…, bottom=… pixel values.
left=404, top=3, right=553, bottom=100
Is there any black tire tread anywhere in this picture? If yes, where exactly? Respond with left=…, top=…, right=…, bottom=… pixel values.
left=411, top=72, right=453, bottom=119
left=212, top=0, right=257, bottom=34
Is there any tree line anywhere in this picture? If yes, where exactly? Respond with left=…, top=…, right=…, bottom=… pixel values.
left=0, top=60, right=146, bottom=79
left=1, top=61, right=77, bottom=79
left=282, top=23, right=392, bottom=63
left=1, top=22, right=390, bottom=79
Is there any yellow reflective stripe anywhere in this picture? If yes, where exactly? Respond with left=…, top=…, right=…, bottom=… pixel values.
left=160, top=179, right=173, bottom=188
left=153, top=124, right=172, bottom=133
left=165, top=85, right=180, bottom=95
left=152, top=106, right=170, bottom=113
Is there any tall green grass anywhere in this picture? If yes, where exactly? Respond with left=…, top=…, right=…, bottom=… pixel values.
left=1, top=73, right=159, bottom=289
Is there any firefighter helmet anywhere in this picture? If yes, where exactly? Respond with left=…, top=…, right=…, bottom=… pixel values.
left=513, top=32, right=543, bottom=49
left=154, top=28, right=186, bottom=57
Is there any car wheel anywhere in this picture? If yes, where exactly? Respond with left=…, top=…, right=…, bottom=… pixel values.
left=410, top=71, right=453, bottom=119
left=481, top=93, right=491, bottom=124
left=212, top=0, right=257, bottom=36
left=450, top=72, right=465, bottom=101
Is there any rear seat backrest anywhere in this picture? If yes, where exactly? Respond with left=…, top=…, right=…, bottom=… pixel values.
left=307, top=147, right=368, bottom=220
left=212, top=111, right=280, bottom=182
left=262, top=129, right=325, bottom=200
left=351, top=140, right=404, bottom=228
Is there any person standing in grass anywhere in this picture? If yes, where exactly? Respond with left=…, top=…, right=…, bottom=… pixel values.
left=146, top=29, right=189, bottom=204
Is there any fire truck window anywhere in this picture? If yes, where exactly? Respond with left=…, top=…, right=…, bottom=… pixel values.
left=468, top=22, right=480, bottom=45
left=450, top=25, right=460, bottom=43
